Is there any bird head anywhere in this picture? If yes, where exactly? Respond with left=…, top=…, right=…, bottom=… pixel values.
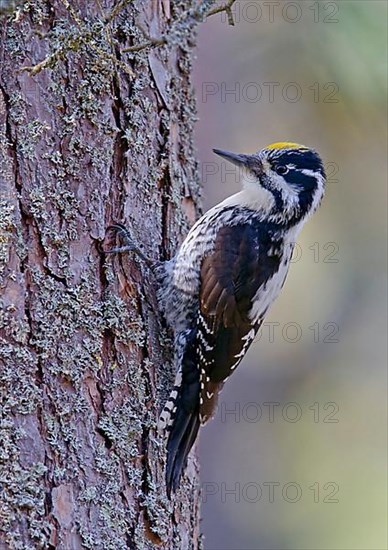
left=213, top=142, right=326, bottom=223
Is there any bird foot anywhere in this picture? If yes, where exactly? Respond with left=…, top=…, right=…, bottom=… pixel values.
left=106, top=223, right=155, bottom=270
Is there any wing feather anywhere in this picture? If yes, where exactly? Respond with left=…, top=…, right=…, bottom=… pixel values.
left=198, top=223, right=282, bottom=421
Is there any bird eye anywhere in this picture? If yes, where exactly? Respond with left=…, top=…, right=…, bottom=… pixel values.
left=275, top=165, right=289, bottom=176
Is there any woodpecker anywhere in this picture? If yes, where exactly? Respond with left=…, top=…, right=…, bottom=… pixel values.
left=109, top=142, right=326, bottom=497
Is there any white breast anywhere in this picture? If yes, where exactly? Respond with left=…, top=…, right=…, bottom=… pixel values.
left=249, top=224, right=302, bottom=324
left=249, top=257, right=290, bottom=324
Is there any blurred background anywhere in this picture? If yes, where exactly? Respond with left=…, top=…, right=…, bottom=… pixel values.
left=193, top=1, right=387, bottom=548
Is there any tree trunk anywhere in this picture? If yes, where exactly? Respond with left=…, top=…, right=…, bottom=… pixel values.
left=0, top=1, right=208, bottom=547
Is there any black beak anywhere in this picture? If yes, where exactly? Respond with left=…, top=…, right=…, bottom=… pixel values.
left=213, top=148, right=250, bottom=168
left=213, top=149, right=264, bottom=178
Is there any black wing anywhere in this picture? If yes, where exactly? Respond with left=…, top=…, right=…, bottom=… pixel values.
left=198, top=223, right=282, bottom=421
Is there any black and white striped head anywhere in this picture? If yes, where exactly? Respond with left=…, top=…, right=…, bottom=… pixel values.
left=213, top=142, right=326, bottom=223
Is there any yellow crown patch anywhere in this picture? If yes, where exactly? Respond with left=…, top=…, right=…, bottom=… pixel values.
left=265, top=142, right=308, bottom=151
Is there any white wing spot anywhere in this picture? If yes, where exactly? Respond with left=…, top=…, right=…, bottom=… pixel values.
left=199, top=312, right=212, bottom=334
left=243, top=328, right=256, bottom=341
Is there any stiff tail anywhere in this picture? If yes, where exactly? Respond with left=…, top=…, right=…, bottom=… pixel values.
left=161, top=329, right=200, bottom=498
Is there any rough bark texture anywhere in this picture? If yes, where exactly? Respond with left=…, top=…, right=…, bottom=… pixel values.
left=0, top=1, right=210, bottom=548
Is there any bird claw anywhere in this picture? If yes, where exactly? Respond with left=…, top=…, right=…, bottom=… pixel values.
left=106, top=223, right=154, bottom=269
left=106, top=245, right=137, bottom=254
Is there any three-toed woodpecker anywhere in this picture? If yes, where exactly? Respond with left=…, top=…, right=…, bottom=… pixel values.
left=111, top=142, right=326, bottom=497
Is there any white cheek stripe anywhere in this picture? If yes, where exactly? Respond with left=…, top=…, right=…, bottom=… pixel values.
left=305, top=171, right=325, bottom=215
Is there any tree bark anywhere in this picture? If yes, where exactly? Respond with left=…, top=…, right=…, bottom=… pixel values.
left=0, top=1, right=209, bottom=547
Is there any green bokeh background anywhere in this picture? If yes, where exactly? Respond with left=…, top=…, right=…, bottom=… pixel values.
left=194, top=1, right=387, bottom=548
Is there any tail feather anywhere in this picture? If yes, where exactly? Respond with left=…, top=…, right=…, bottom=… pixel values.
left=166, top=405, right=200, bottom=497
left=163, top=328, right=200, bottom=497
